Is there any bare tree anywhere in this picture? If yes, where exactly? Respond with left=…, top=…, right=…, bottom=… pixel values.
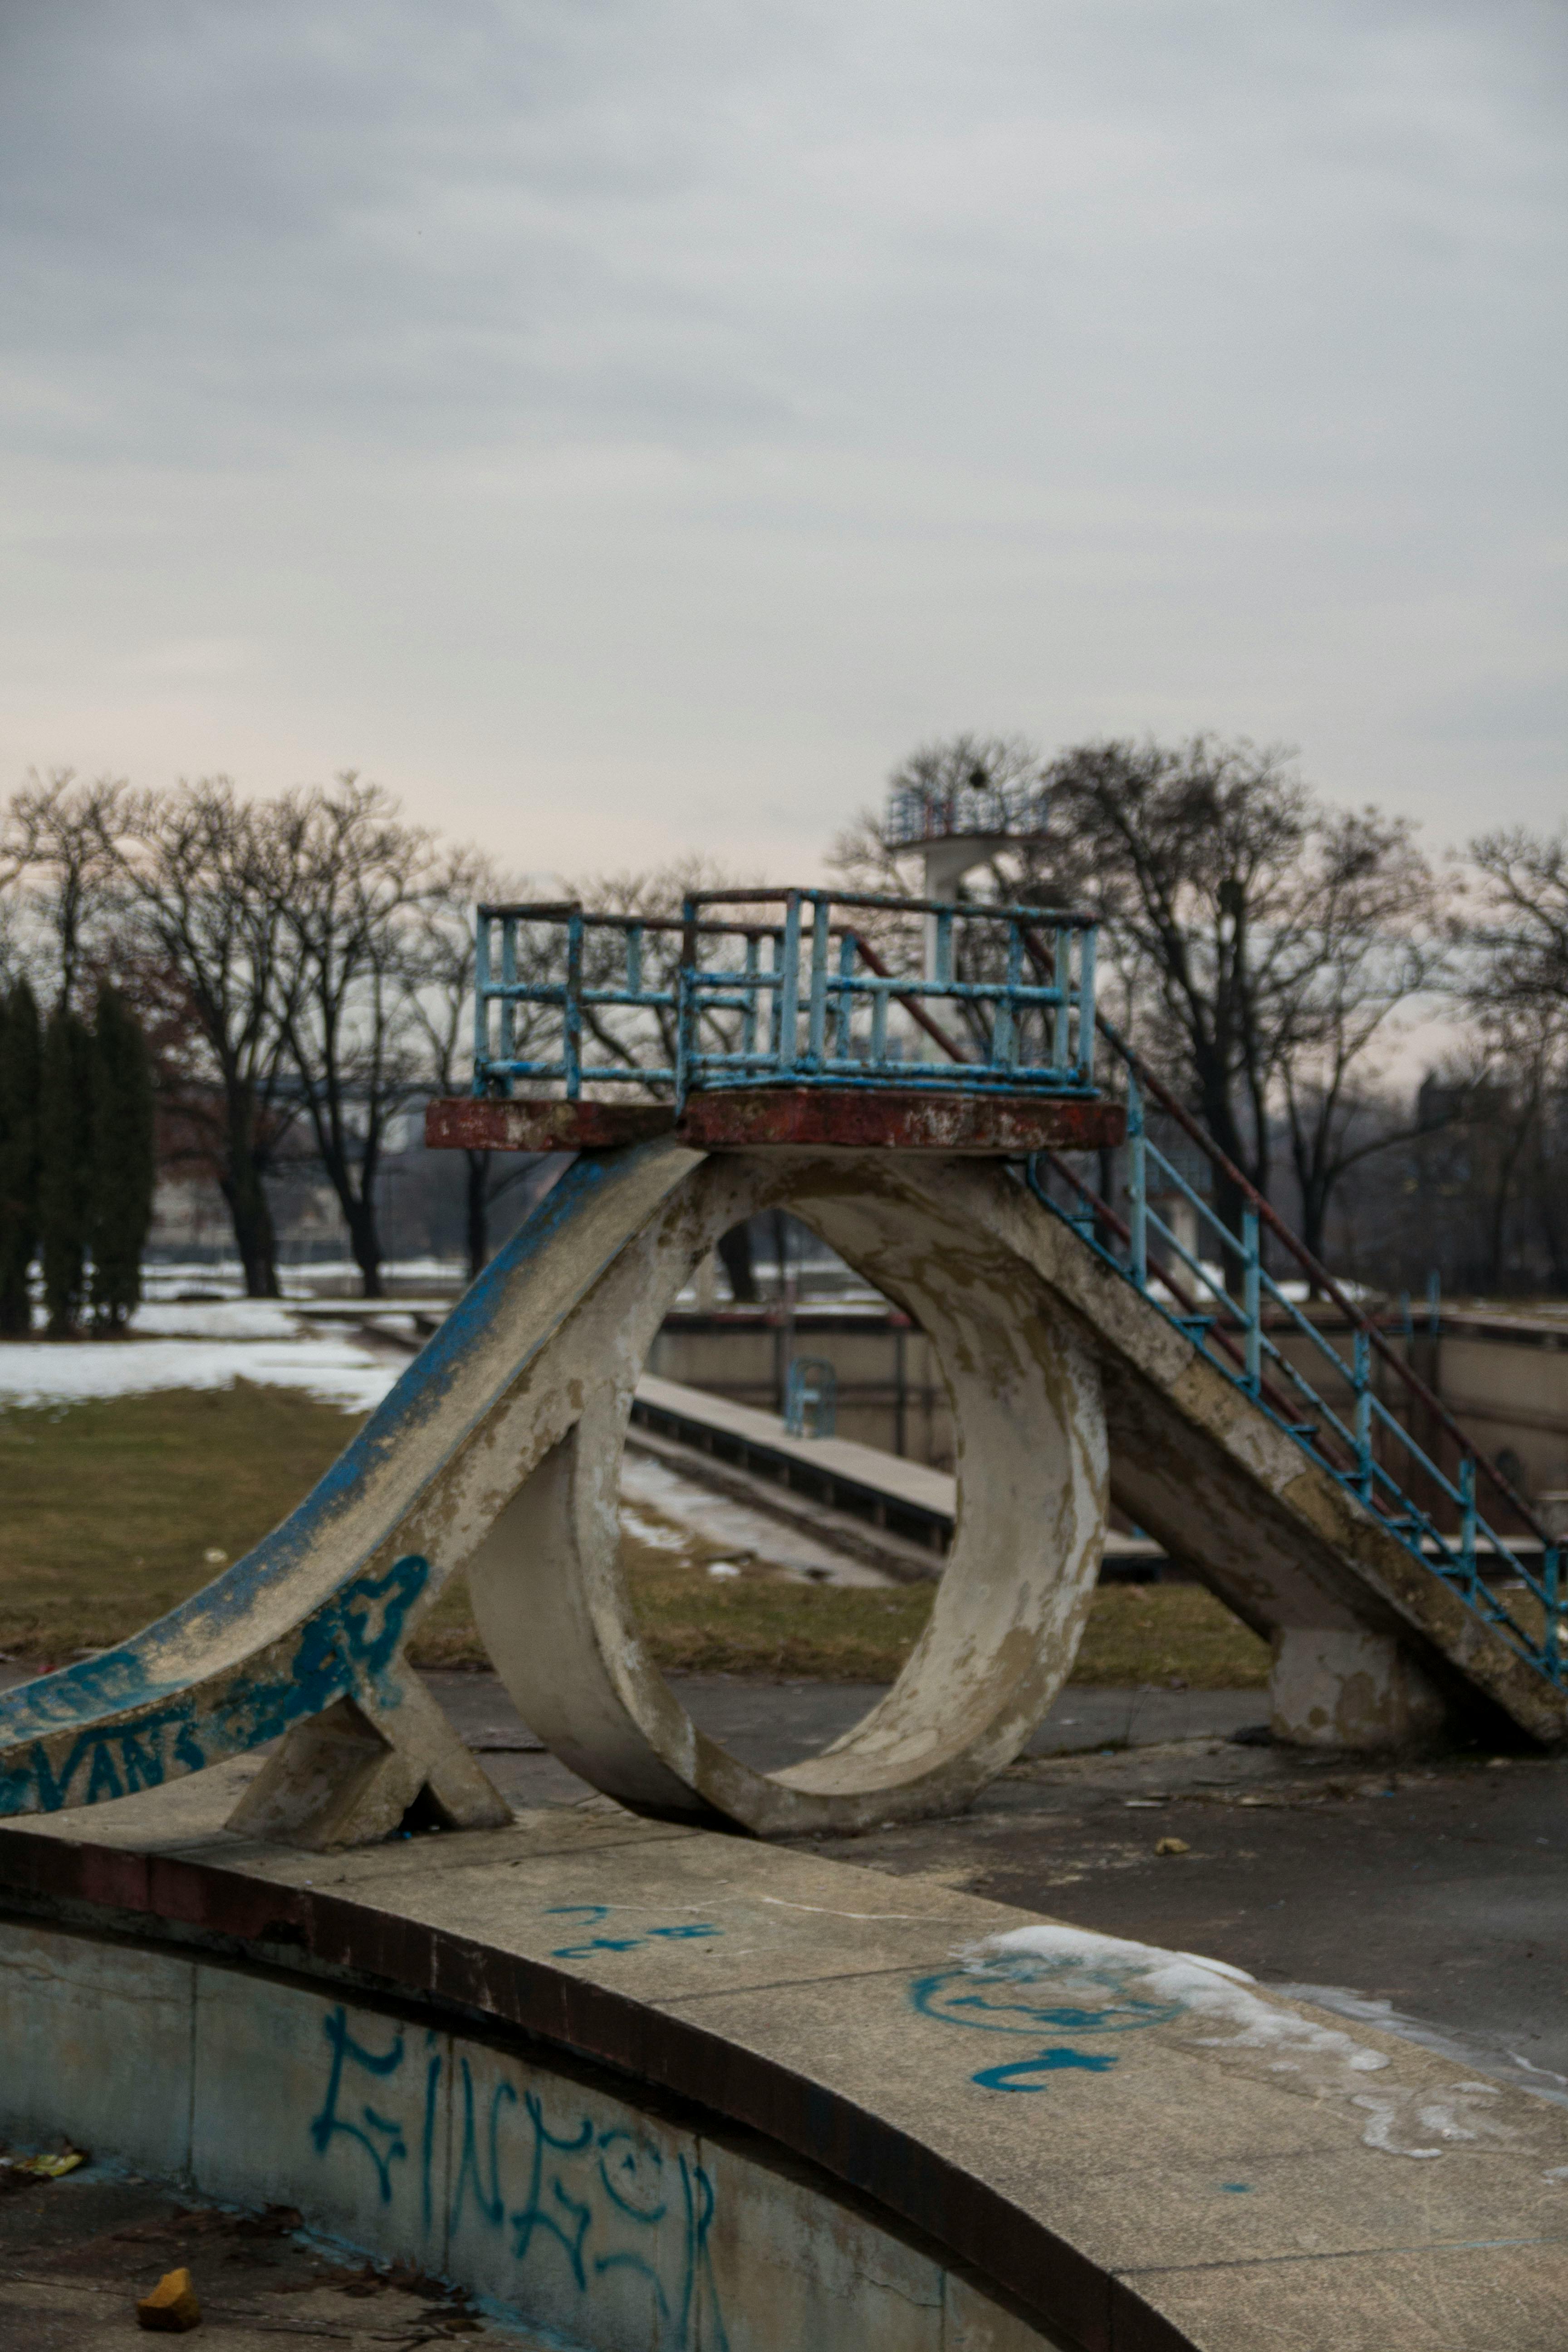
left=111, top=781, right=309, bottom=1297
left=4, top=770, right=128, bottom=1009
left=1450, top=827, right=1568, bottom=1292
left=1041, top=737, right=1315, bottom=1217
left=838, top=732, right=1452, bottom=1284
left=1039, top=738, right=1451, bottom=1279
left=271, top=777, right=441, bottom=1298
left=1274, top=807, right=1445, bottom=1267
left=1463, top=827, right=1568, bottom=1019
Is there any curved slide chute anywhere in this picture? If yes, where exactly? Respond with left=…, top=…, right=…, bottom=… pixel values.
left=0, top=1142, right=1110, bottom=1841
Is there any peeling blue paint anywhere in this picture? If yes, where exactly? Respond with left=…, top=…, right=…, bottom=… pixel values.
left=0, top=1141, right=689, bottom=1821
left=0, top=1554, right=429, bottom=1813
left=0, top=1145, right=637, bottom=1758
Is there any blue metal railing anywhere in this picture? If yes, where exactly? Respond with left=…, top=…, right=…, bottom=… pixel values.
left=473, top=902, right=683, bottom=1099
left=884, top=776, right=1049, bottom=848
left=472, top=890, right=1099, bottom=1103
left=1026, top=1022, right=1565, bottom=1692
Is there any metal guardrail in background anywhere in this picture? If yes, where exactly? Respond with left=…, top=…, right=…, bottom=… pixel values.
left=1025, top=1018, right=1564, bottom=1692
left=882, top=776, right=1050, bottom=848
left=783, top=1356, right=838, bottom=1441
left=472, top=890, right=1099, bottom=1102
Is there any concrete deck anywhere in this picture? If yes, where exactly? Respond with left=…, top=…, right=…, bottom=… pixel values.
left=425, top=1090, right=1126, bottom=1158
left=2, top=1773, right=1565, bottom=2351
left=430, top=1670, right=1568, bottom=2097
left=632, top=1374, right=1167, bottom=1576
left=637, top=1371, right=960, bottom=1524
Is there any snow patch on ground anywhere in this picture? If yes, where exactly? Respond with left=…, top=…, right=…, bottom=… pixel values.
left=132, top=1300, right=305, bottom=1342
left=0, top=1303, right=400, bottom=1416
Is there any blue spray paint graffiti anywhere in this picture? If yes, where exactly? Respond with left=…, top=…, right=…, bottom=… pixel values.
left=912, top=1952, right=1185, bottom=2092
left=0, top=1553, right=429, bottom=1815
left=309, top=2006, right=728, bottom=2350
left=310, top=2010, right=410, bottom=2200
left=0, top=1143, right=658, bottom=1809
left=499, top=2078, right=726, bottom=2351
left=543, top=1905, right=723, bottom=1960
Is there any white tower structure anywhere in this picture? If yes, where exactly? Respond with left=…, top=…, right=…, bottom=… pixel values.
left=882, top=767, right=1051, bottom=975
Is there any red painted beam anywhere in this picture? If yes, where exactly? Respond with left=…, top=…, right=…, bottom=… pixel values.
left=424, top=1098, right=674, bottom=1152
left=681, top=1088, right=1124, bottom=1152
left=425, top=1090, right=1125, bottom=1156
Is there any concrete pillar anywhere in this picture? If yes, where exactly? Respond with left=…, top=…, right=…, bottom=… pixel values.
left=1269, top=1627, right=1447, bottom=1750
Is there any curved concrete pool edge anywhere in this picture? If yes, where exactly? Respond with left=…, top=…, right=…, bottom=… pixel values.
left=1, top=1773, right=1566, bottom=2352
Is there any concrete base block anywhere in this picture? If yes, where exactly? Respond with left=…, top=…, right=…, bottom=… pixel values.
left=225, top=1675, right=511, bottom=1851
left=1269, top=1627, right=1448, bottom=1750
left=5, top=1780, right=1567, bottom=2351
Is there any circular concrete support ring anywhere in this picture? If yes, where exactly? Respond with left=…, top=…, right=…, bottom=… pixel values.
left=466, top=1147, right=1108, bottom=1835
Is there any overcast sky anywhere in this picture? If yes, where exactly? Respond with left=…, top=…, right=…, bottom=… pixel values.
left=2, top=0, right=1562, bottom=880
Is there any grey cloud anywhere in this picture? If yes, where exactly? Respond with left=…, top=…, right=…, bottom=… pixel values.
left=0, top=0, right=1562, bottom=851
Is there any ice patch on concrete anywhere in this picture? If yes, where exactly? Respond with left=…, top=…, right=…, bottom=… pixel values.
left=1275, top=1981, right=1568, bottom=2113
left=967, top=1930, right=1568, bottom=2170
left=967, top=1921, right=1388, bottom=2071
left=956, top=1924, right=1555, bottom=2162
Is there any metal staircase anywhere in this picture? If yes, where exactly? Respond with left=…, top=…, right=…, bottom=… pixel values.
left=1024, top=1018, right=1564, bottom=1700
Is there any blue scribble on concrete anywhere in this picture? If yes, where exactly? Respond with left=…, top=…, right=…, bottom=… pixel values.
left=912, top=1952, right=1184, bottom=2093
left=971, top=2050, right=1121, bottom=2092
left=420, top=2033, right=444, bottom=2234
left=451, top=2054, right=518, bottom=2232
left=505, top=2086, right=727, bottom=2351
left=316, top=2010, right=728, bottom=2349
left=543, top=1904, right=723, bottom=1960
left=310, top=2009, right=410, bottom=2202
left=510, top=2091, right=598, bottom=2277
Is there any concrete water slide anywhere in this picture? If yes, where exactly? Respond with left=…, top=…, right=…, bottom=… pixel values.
left=1, top=1132, right=1560, bottom=1857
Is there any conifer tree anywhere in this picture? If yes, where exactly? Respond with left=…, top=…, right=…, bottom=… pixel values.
left=38, top=1002, right=93, bottom=1336
left=0, top=980, right=42, bottom=1335
left=88, top=985, right=156, bottom=1330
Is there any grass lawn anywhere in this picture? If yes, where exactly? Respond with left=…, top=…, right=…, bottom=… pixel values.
left=0, top=1388, right=1269, bottom=1690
